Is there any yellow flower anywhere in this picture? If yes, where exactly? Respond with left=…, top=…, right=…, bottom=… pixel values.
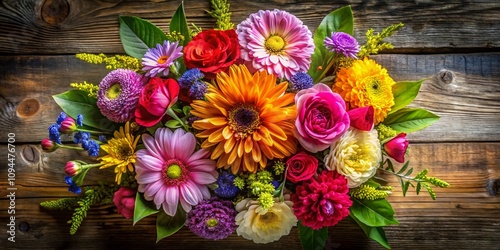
left=99, top=122, right=139, bottom=184
left=191, top=65, right=297, bottom=174
left=334, top=57, right=395, bottom=124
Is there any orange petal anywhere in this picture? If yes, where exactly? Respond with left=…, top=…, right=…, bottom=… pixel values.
left=209, top=117, right=228, bottom=126
left=252, top=140, right=262, bottom=162
left=224, top=136, right=236, bottom=154
left=243, top=153, right=255, bottom=173
left=264, top=122, right=287, bottom=141
left=259, top=157, right=267, bottom=170
left=237, top=140, right=244, bottom=158
left=211, top=142, right=225, bottom=160
left=201, top=139, right=217, bottom=149
left=231, top=157, right=242, bottom=174
left=222, top=126, right=233, bottom=139
left=259, top=141, right=274, bottom=159
left=244, top=136, right=253, bottom=153
left=207, top=127, right=225, bottom=143
left=227, top=145, right=238, bottom=165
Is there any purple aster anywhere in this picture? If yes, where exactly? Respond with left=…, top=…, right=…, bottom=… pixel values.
left=214, top=171, right=240, bottom=199
left=186, top=197, right=237, bottom=240
left=324, top=32, right=360, bottom=59
left=189, top=81, right=208, bottom=100
left=178, top=68, right=204, bottom=89
left=236, top=10, right=315, bottom=80
left=97, top=69, right=146, bottom=123
left=290, top=72, right=313, bottom=91
left=142, top=40, right=183, bottom=77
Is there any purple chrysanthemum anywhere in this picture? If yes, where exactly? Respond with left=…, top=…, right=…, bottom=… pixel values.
left=142, top=40, right=183, bottom=77
left=97, top=69, right=145, bottom=123
left=324, top=32, right=360, bottom=59
left=290, top=72, right=313, bottom=91
left=236, top=10, right=315, bottom=80
left=186, top=197, right=238, bottom=240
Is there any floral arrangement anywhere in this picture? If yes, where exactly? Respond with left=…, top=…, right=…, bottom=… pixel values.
left=40, top=1, right=449, bottom=248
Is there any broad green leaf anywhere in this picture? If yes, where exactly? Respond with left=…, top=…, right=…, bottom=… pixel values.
left=390, top=80, right=424, bottom=114
left=133, top=192, right=159, bottom=225
left=383, top=108, right=440, bottom=133
left=156, top=206, right=186, bottom=242
left=170, top=2, right=192, bottom=46
left=53, top=90, right=113, bottom=130
left=350, top=215, right=391, bottom=249
left=297, top=221, right=328, bottom=250
left=350, top=197, right=399, bottom=227
left=119, top=16, right=169, bottom=59
left=308, top=6, right=354, bottom=83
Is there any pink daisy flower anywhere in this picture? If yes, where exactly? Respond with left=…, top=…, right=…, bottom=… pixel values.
left=135, top=128, right=218, bottom=216
left=236, top=10, right=315, bottom=80
left=142, top=41, right=183, bottom=77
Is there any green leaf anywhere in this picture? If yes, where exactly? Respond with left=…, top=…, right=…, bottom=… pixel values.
left=119, top=16, right=169, bottom=59
left=156, top=206, right=186, bottom=242
left=53, top=90, right=114, bottom=130
left=385, top=159, right=395, bottom=172
left=396, top=161, right=410, bottom=175
left=133, top=192, right=159, bottom=225
left=402, top=181, right=411, bottom=197
left=383, top=108, right=440, bottom=133
left=350, top=215, right=391, bottom=249
left=350, top=197, right=399, bottom=227
left=170, top=2, right=192, bottom=46
left=297, top=221, right=328, bottom=250
left=416, top=182, right=422, bottom=195
left=308, top=6, right=353, bottom=83
left=165, top=119, right=181, bottom=129
left=390, top=80, right=424, bottom=114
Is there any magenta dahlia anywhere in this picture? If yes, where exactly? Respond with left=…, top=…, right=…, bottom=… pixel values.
left=236, top=10, right=315, bottom=80
left=135, top=128, right=218, bottom=216
left=97, top=69, right=145, bottom=123
left=291, top=170, right=352, bottom=229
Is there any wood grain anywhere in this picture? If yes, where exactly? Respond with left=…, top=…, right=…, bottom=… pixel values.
left=0, top=0, right=498, bottom=54
left=0, top=53, right=499, bottom=143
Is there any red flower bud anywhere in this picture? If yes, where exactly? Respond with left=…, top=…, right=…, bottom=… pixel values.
left=113, top=187, right=136, bottom=219
left=384, top=133, right=409, bottom=163
left=65, top=161, right=82, bottom=176
left=41, top=138, right=58, bottom=152
left=348, top=106, right=374, bottom=131
left=60, top=117, right=77, bottom=134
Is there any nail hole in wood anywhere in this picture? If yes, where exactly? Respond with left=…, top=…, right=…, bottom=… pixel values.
left=41, top=0, right=69, bottom=26
left=438, top=70, right=454, bottom=85
left=486, top=179, right=499, bottom=196
left=22, top=145, right=40, bottom=163
left=19, top=221, right=30, bottom=232
left=17, top=98, right=40, bottom=118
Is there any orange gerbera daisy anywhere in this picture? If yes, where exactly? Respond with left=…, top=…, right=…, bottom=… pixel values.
left=191, top=65, right=297, bottom=173
left=334, top=57, right=395, bottom=124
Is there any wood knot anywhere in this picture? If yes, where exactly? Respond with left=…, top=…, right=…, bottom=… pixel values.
left=17, top=98, right=40, bottom=118
left=22, top=145, right=40, bottom=164
left=486, top=179, right=499, bottom=196
left=19, top=221, right=30, bottom=232
left=41, top=0, right=69, bottom=26
left=438, top=70, right=454, bottom=85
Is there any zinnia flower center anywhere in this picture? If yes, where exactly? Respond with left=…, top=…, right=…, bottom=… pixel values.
left=166, top=164, right=182, bottom=179
left=162, top=160, right=188, bottom=185
left=228, top=104, right=261, bottom=139
left=206, top=218, right=218, bottom=227
left=157, top=55, right=169, bottom=64
left=106, top=83, right=122, bottom=100
left=265, top=35, right=286, bottom=54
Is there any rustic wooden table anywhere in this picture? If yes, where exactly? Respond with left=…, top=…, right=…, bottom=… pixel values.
left=0, top=0, right=499, bottom=249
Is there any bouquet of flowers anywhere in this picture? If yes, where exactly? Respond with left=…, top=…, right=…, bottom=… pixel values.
left=40, top=0, right=449, bottom=248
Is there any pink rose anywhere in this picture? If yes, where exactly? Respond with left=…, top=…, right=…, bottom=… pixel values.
left=134, top=77, right=180, bottom=127
left=348, top=106, right=374, bottom=131
left=286, top=152, right=318, bottom=183
left=113, top=187, right=136, bottom=219
left=384, top=133, right=409, bottom=163
left=293, top=83, right=350, bottom=153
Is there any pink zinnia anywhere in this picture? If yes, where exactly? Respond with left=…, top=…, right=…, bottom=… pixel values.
left=135, top=128, right=218, bottom=216
left=236, top=10, right=315, bottom=80
left=291, top=170, right=352, bottom=230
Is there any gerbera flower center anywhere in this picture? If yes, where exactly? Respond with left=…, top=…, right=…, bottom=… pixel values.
left=228, top=104, right=261, bottom=139
left=106, top=83, right=122, bottom=100
left=162, top=159, right=188, bottom=185
left=206, top=218, right=218, bottom=227
left=157, top=55, right=169, bottom=64
left=265, top=35, right=286, bottom=54
left=110, top=138, right=134, bottom=161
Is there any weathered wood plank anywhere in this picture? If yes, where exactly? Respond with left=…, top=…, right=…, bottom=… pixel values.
left=0, top=0, right=498, bottom=54
left=1, top=53, right=498, bottom=143
left=0, top=142, right=499, bottom=249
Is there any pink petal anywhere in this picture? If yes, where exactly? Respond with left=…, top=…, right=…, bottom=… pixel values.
left=155, top=128, right=173, bottom=160
left=189, top=171, right=217, bottom=185
left=142, top=133, right=163, bottom=159
left=179, top=198, right=192, bottom=213
left=153, top=185, right=167, bottom=206
left=173, top=130, right=196, bottom=161
left=144, top=180, right=164, bottom=197
left=180, top=180, right=201, bottom=206
left=135, top=154, right=164, bottom=172
left=162, top=201, right=177, bottom=217
left=136, top=172, right=162, bottom=184
left=185, top=149, right=211, bottom=165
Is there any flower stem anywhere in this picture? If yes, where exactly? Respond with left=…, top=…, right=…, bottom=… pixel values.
left=166, top=107, right=189, bottom=131
left=59, top=144, right=84, bottom=150
left=316, top=53, right=339, bottom=83
left=77, top=128, right=111, bottom=134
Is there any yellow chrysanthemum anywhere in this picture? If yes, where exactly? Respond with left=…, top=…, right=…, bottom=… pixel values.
left=191, top=64, right=297, bottom=174
left=99, top=122, right=139, bottom=184
left=334, top=57, right=395, bottom=124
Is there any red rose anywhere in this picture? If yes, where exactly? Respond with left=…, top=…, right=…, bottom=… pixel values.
left=184, top=29, right=240, bottom=79
left=286, top=152, right=318, bottom=183
left=113, top=187, right=136, bottom=219
left=134, top=77, right=179, bottom=127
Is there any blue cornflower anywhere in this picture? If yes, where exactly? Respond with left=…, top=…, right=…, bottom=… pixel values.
left=189, top=81, right=208, bottom=100
left=290, top=72, right=313, bottom=91
left=272, top=180, right=281, bottom=189
left=56, top=112, right=67, bottom=124
left=74, top=132, right=90, bottom=144
left=85, top=140, right=100, bottom=157
left=178, top=68, right=204, bottom=89
left=98, top=135, right=108, bottom=143
left=64, top=176, right=81, bottom=194
left=48, top=124, right=61, bottom=144
left=214, top=171, right=240, bottom=199
left=76, top=114, right=83, bottom=127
